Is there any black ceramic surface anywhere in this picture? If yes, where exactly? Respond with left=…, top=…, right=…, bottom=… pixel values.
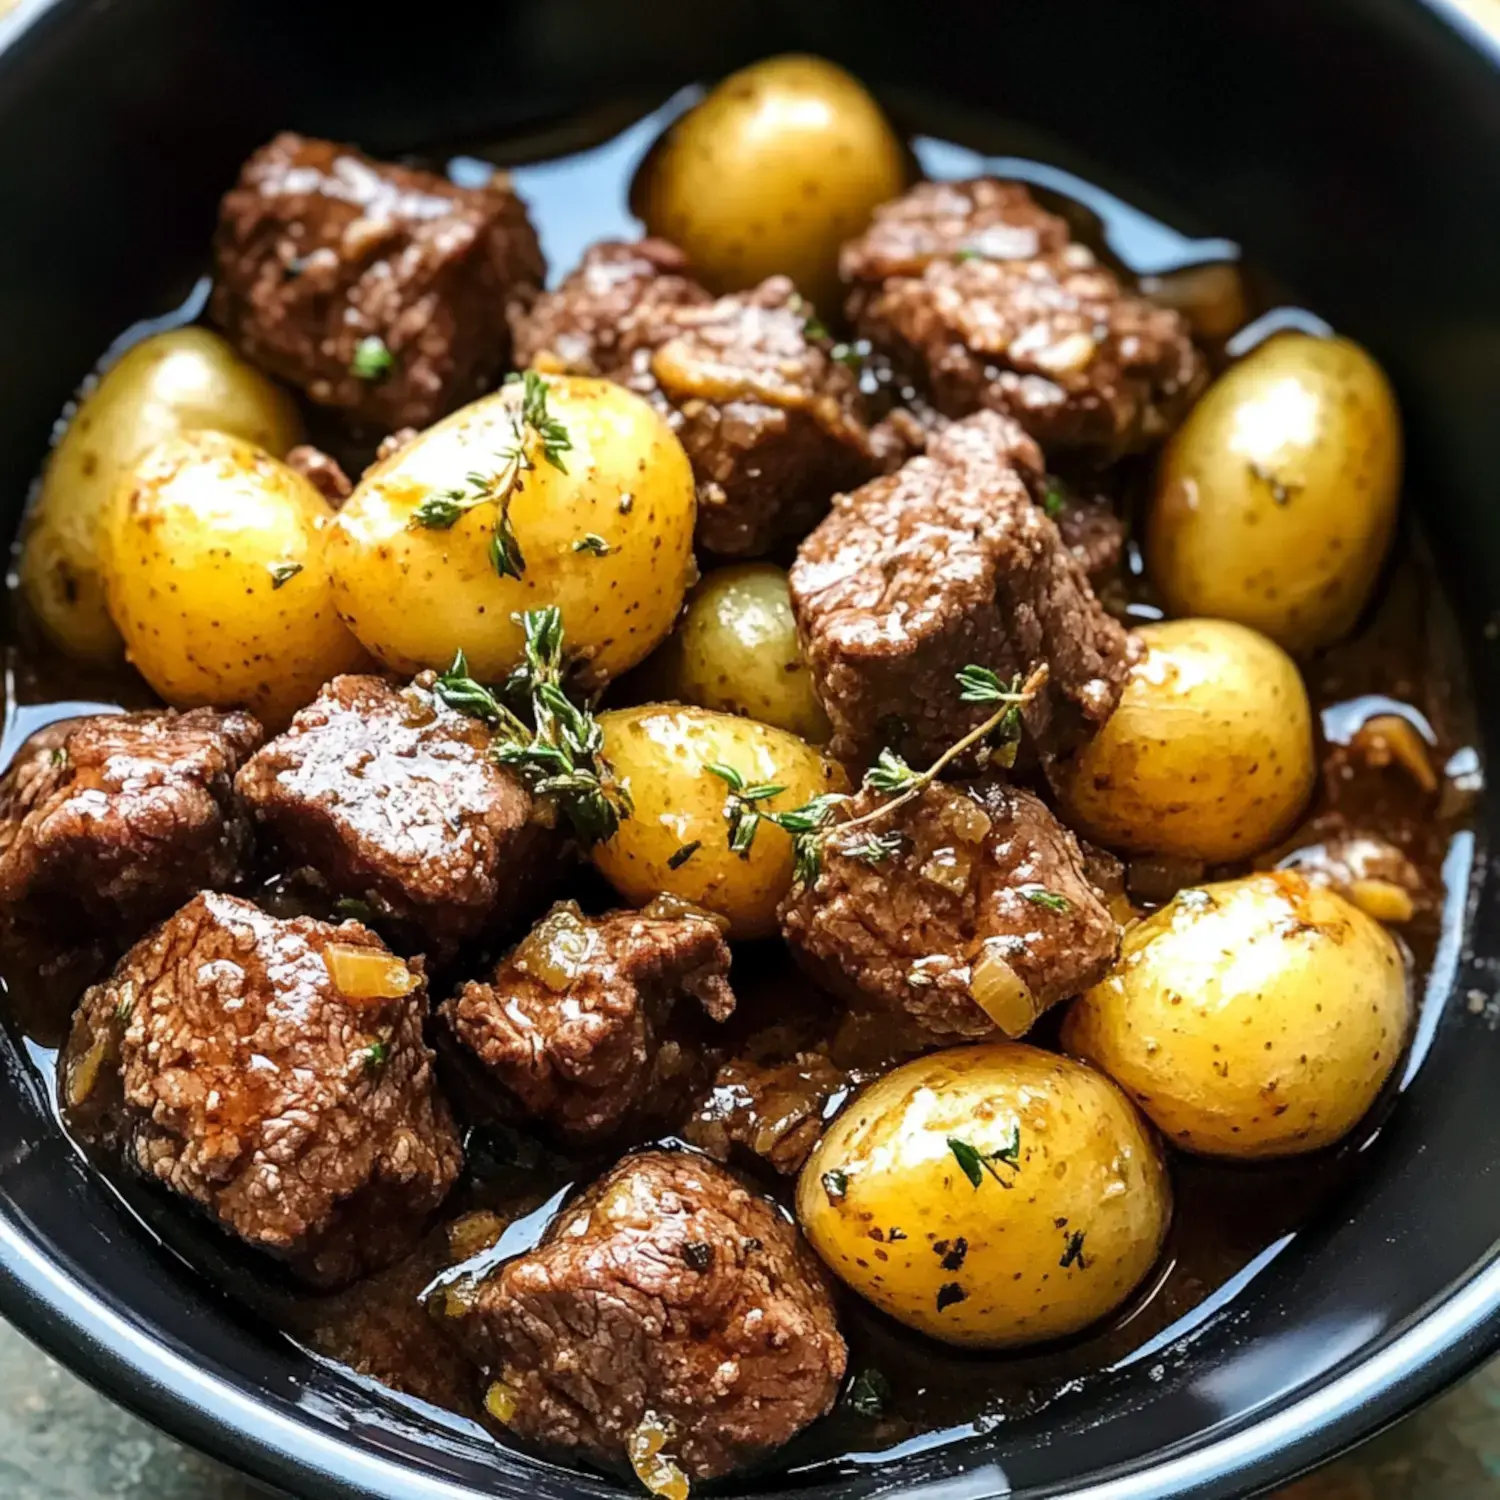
left=1, top=1, right=1499, bottom=1497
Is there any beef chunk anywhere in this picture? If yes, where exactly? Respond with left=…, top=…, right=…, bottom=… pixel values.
left=63, top=892, right=460, bottom=1287
left=235, top=674, right=558, bottom=948
left=684, top=1050, right=850, bottom=1175
left=0, top=709, right=262, bottom=927
left=779, top=779, right=1119, bottom=1044
left=442, top=898, right=734, bottom=1140
left=1044, top=475, right=1128, bottom=592
left=514, top=239, right=904, bottom=555
left=790, top=410, right=1129, bottom=767
left=284, top=443, right=353, bottom=506
left=842, top=178, right=1205, bottom=457
left=435, top=1149, right=845, bottom=1480
left=212, top=133, right=544, bottom=431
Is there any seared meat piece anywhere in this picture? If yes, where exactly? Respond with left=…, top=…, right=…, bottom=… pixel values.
left=1046, top=476, right=1128, bottom=592
left=790, top=410, right=1130, bottom=767
left=435, top=1149, right=845, bottom=1480
left=683, top=1050, right=850, bottom=1175
left=514, top=239, right=904, bottom=555
left=212, top=133, right=544, bottom=431
left=63, top=892, right=460, bottom=1288
left=0, top=709, right=262, bottom=927
left=442, top=898, right=734, bottom=1140
left=779, top=779, right=1119, bottom=1044
left=510, top=238, right=709, bottom=375
left=842, top=178, right=1205, bottom=457
left=235, top=674, right=558, bottom=949
left=284, top=443, right=353, bottom=506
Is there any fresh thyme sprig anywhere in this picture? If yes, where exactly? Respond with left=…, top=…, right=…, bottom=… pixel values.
left=408, top=371, right=571, bottom=580
left=433, top=608, right=629, bottom=845
left=706, top=763, right=788, bottom=859
left=765, top=663, right=1049, bottom=885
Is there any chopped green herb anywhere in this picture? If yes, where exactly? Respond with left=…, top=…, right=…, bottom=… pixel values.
left=1022, top=885, right=1071, bottom=913
left=572, top=533, right=613, bottom=556
left=839, top=830, right=906, bottom=866
left=829, top=341, right=865, bottom=369
left=333, top=897, right=378, bottom=923
left=864, top=747, right=920, bottom=794
left=954, top=247, right=984, bottom=263
left=846, top=1368, right=892, bottom=1418
left=358, top=1039, right=389, bottom=1071
left=947, top=1132, right=1022, bottom=1189
left=268, top=561, right=303, bottom=589
left=350, top=335, right=394, bottom=381
left=788, top=292, right=831, bottom=342
left=1060, top=1230, right=1088, bottom=1270
left=49, top=746, right=68, bottom=770
left=667, top=840, right=702, bottom=870
left=1042, top=478, right=1067, bottom=519
left=955, top=664, right=1008, bottom=703
left=992, top=1122, right=1022, bottom=1168
left=434, top=651, right=512, bottom=728
left=115, top=995, right=133, bottom=1024
left=821, top=1168, right=849, bottom=1203
left=707, top=763, right=786, bottom=859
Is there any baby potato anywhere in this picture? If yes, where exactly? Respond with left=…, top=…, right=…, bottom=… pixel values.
left=797, top=1044, right=1170, bottom=1348
left=592, top=704, right=846, bottom=939
left=1062, top=872, right=1411, bottom=1158
left=102, top=430, right=366, bottom=728
left=327, top=376, right=696, bottom=687
left=1146, top=332, right=1402, bottom=652
left=1054, top=618, right=1315, bottom=863
left=634, top=54, right=908, bottom=310
left=20, top=327, right=302, bottom=663
left=666, top=564, right=830, bottom=742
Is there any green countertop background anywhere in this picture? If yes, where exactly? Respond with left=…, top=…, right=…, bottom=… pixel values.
left=1, top=1310, right=1498, bottom=1499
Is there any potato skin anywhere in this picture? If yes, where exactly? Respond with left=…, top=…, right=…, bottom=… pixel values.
left=20, top=327, right=302, bottom=663
left=327, top=377, right=696, bottom=687
left=667, top=564, right=831, bottom=742
left=102, top=431, right=366, bottom=729
left=797, top=1044, right=1170, bottom=1348
left=1062, top=872, right=1411, bottom=1158
left=592, top=704, right=846, bottom=939
left=634, top=54, right=907, bottom=310
left=1054, top=618, right=1315, bottom=862
left=1146, top=333, right=1401, bottom=652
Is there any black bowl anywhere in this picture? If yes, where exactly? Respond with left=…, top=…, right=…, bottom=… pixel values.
left=3, top=1, right=1500, bottom=1496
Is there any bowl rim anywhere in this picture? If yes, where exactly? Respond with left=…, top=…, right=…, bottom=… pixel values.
left=3, top=1208, right=1500, bottom=1500
left=1, top=0, right=1499, bottom=1496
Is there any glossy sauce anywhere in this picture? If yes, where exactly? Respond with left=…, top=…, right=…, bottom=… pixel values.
left=0, top=90, right=1481, bottom=1485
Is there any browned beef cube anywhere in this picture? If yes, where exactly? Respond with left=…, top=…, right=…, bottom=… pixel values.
left=442, top=898, right=733, bottom=1141
left=235, top=675, right=559, bottom=948
left=0, top=709, right=263, bottom=927
left=63, top=892, right=461, bottom=1287
left=212, top=133, right=544, bottom=431
left=790, top=410, right=1129, bottom=768
left=683, top=1050, right=850, bottom=1175
left=779, top=779, right=1119, bottom=1044
left=842, top=178, right=1206, bottom=457
left=433, top=1150, right=845, bottom=1480
left=514, top=239, right=906, bottom=556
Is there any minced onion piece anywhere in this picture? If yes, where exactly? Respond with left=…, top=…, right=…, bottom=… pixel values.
left=1345, top=877, right=1416, bottom=924
left=323, top=943, right=419, bottom=1001
left=969, top=946, right=1039, bottom=1037
left=1352, top=714, right=1438, bottom=795
left=627, top=1412, right=691, bottom=1500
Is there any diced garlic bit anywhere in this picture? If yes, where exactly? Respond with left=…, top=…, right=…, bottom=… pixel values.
left=1345, top=877, right=1416, bottom=925
left=628, top=1412, right=691, bottom=1500
left=968, top=946, right=1038, bottom=1037
left=322, top=942, right=418, bottom=1001
left=485, top=1381, right=519, bottom=1424
left=1351, top=714, right=1438, bottom=795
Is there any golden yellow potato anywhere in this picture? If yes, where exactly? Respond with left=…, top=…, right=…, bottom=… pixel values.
left=327, top=376, right=696, bottom=687
left=797, top=1044, right=1170, bottom=1348
left=634, top=54, right=908, bottom=309
left=1054, top=618, right=1315, bottom=862
left=665, top=564, right=830, bottom=742
left=1062, top=872, right=1411, bottom=1158
left=20, top=327, right=302, bottom=663
left=592, top=704, right=846, bottom=938
left=1147, top=333, right=1402, bottom=652
left=102, top=431, right=366, bottom=728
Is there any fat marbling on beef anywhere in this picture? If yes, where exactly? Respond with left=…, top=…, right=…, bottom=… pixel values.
left=433, top=1149, right=845, bottom=1480
left=0, top=709, right=263, bottom=928
left=64, top=891, right=460, bottom=1288
left=213, top=133, right=544, bottom=431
